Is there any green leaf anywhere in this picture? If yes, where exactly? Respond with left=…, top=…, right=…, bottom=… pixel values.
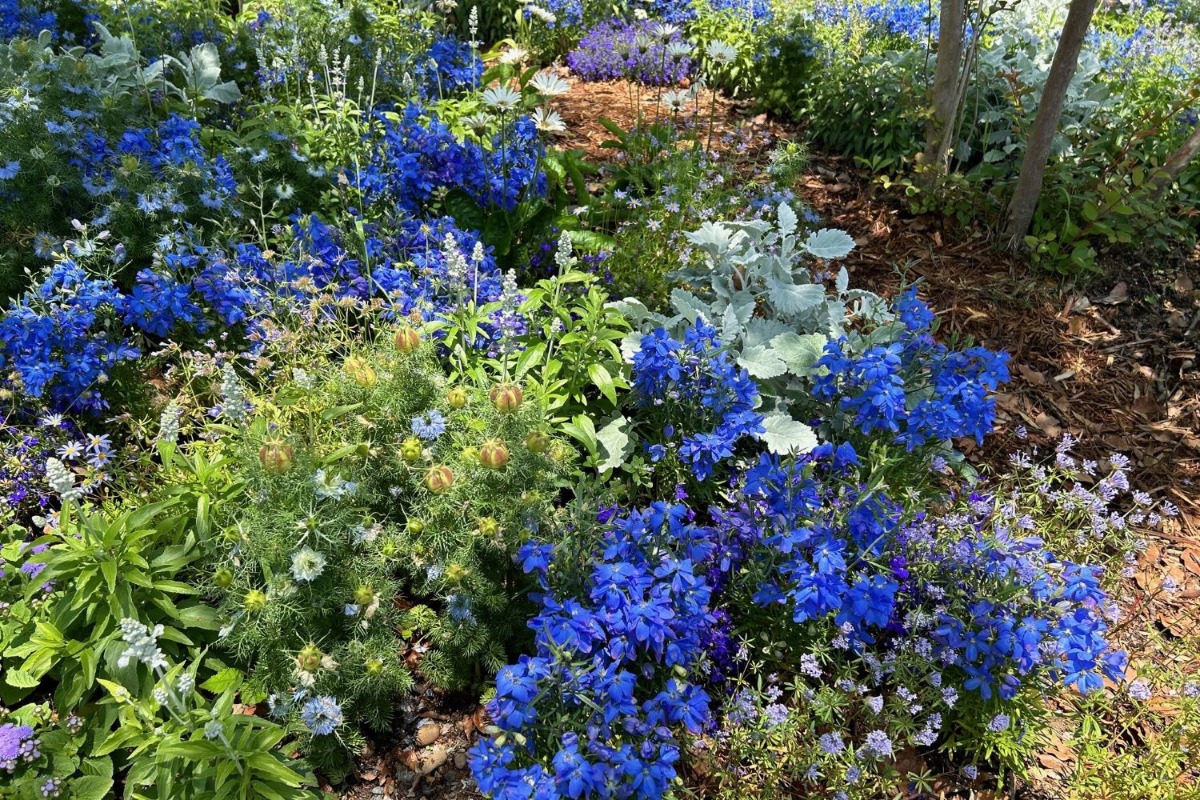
left=5, top=668, right=40, bottom=689
left=562, top=415, right=597, bottom=455
left=766, top=281, right=825, bottom=316
left=71, top=775, right=114, bottom=800
left=200, top=667, right=244, bottom=694
left=759, top=414, right=818, bottom=456
left=101, top=556, right=117, bottom=594
left=587, top=363, right=618, bottom=405
left=177, top=604, right=223, bottom=631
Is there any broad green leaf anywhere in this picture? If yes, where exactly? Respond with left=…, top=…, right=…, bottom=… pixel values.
left=200, top=667, right=244, bottom=694
left=71, top=775, right=114, bottom=800
left=4, top=668, right=40, bottom=689
left=766, top=281, right=825, bottom=316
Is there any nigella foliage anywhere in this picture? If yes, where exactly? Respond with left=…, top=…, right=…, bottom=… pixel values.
left=720, top=451, right=1127, bottom=699
left=632, top=321, right=764, bottom=481
left=356, top=105, right=546, bottom=218
left=567, top=20, right=694, bottom=85
left=470, top=503, right=717, bottom=800
left=813, top=287, right=1010, bottom=450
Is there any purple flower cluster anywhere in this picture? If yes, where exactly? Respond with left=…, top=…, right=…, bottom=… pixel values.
left=0, top=261, right=140, bottom=413
left=567, top=20, right=694, bottom=86
left=0, top=0, right=56, bottom=40
left=470, top=503, right=717, bottom=799
left=0, top=722, right=40, bottom=771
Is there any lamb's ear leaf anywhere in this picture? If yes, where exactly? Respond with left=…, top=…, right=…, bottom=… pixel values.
left=803, top=228, right=856, bottom=259
left=759, top=414, right=818, bottom=455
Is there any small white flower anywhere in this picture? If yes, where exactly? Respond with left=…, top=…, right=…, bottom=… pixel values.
left=707, top=40, right=737, bottom=65
left=498, top=47, right=528, bottom=66
left=290, top=547, right=327, bottom=582
left=483, top=85, right=522, bottom=112
left=532, top=107, right=567, bottom=134
left=666, top=41, right=693, bottom=62
left=529, top=70, right=570, bottom=99
left=525, top=4, right=556, bottom=23
left=463, top=112, right=492, bottom=137
left=652, top=22, right=679, bottom=42
left=662, top=89, right=689, bottom=113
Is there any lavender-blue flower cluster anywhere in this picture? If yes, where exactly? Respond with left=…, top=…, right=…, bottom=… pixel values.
left=567, top=20, right=694, bottom=85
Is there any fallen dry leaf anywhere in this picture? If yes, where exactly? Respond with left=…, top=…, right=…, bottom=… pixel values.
left=1018, top=363, right=1047, bottom=385
left=1098, top=282, right=1129, bottom=304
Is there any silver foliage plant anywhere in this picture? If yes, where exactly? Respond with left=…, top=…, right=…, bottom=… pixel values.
left=0, top=25, right=240, bottom=110
left=609, top=203, right=896, bottom=461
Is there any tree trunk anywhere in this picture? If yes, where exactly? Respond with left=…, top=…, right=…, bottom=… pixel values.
left=1146, top=124, right=1200, bottom=198
left=1002, top=0, right=1100, bottom=250
left=922, top=0, right=967, bottom=176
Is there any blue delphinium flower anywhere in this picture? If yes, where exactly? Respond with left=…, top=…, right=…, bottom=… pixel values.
left=632, top=321, right=764, bottom=481
left=471, top=502, right=718, bottom=800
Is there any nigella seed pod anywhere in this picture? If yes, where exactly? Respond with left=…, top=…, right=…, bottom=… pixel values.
left=394, top=326, right=421, bottom=354
left=445, top=563, right=469, bottom=583
left=478, top=517, right=501, bottom=536
left=344, top=355, right=377, bottom=388
left=366, top=657, right=384, bottom=675
left=478, top=439, right=509, bottom=470
left=400, top=437, right=424, bottom=463
left=296, top=644, right=322, bottom=672
left=447, top=387, right=468, bottom=409
left=214, top=567, right=235, bottom=588
left=424, top=465, right=454, bottom=493
left=353, top=585, right=375, bottom=606
left=489, top=383, right=524, bottom=413
left=406, top=519, right=425, bottom=535
left=524, top=429, right=550, bottom=453
left=243, top=589, right=267, bottom=612
left=258, top=439, right=295, bottom=474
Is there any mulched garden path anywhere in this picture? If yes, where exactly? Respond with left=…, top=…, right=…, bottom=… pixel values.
left=337, top=75, right=1200, bottom=799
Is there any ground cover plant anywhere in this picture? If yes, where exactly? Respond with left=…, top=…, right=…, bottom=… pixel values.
left=1, top=1, right=1198, bottom=799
